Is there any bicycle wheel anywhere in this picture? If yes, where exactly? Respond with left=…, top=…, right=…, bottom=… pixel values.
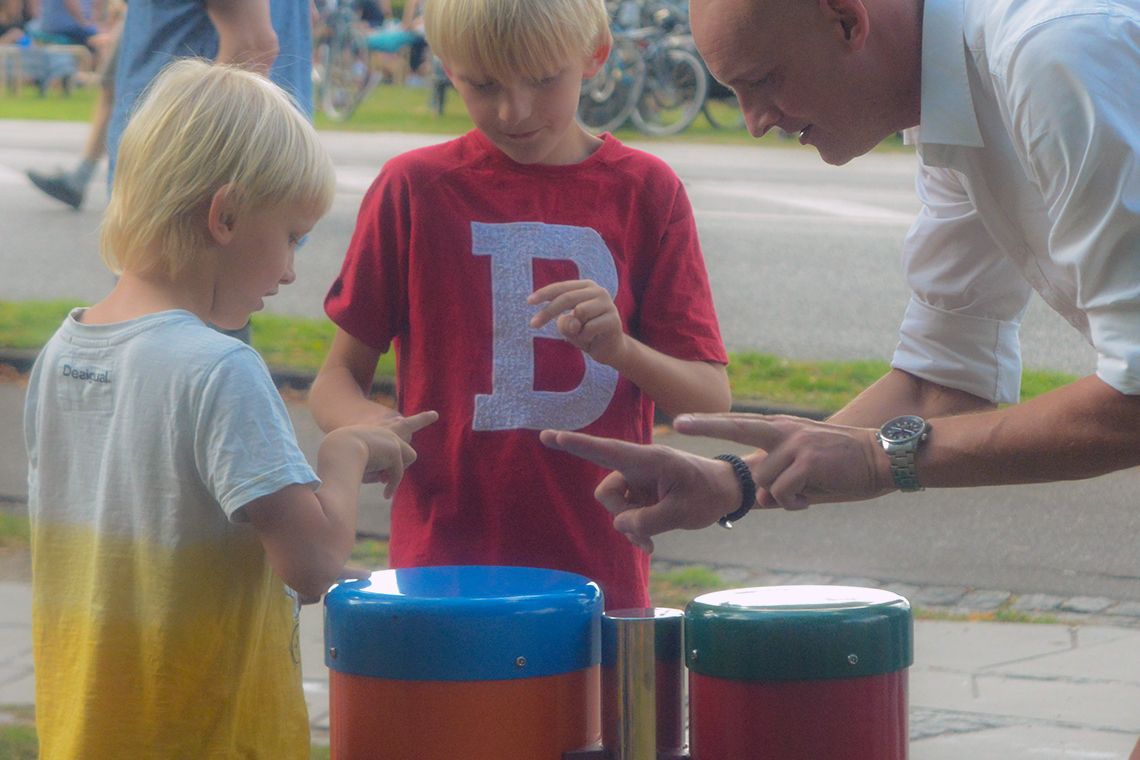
left=630, top=44, right=708, bottom=136
left=320, top=21, right=370, bottom=121
left=577, top=36, right=645, bottom=134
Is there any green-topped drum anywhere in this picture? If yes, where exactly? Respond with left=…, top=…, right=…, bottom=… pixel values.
left=685, top=585, right=912, bottom=759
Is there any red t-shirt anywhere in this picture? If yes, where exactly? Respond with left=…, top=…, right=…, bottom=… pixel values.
left=325, top=131, right=727, bottom=609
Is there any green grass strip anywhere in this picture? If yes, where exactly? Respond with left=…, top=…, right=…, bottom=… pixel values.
left=0, top=300, right=1075, bottom=410
left=2, top=83, right=913, bottom=152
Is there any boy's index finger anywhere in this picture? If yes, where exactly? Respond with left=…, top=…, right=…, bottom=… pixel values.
left=528, top=281, right=598, bottom=328
left=389, top=410, right=439, bottom=438
left=527, top=279, right=593, bottom=304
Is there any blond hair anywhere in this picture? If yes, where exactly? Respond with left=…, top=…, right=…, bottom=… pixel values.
left=424, top=0, right=611, bottom=81
left=101, top=59, right=336, bottom=278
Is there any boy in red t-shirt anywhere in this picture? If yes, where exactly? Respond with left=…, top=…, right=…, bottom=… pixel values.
left=310, top=0, right=730, bottom=609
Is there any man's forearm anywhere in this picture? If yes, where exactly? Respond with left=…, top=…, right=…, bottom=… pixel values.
left=917, top=375, right=1140, bottom=487
left=828, top=368, right=995, bottom=427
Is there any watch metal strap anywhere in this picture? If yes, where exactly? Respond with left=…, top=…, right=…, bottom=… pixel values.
left=888, top=448, right=923, bottom=492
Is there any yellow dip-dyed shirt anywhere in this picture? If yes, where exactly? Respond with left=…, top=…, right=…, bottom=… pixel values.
left=24, top=310, right=319, bottom=759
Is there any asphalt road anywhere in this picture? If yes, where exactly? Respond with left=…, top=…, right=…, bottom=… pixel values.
left=0, top=119, right=1098, bottom=374
left=3, top=119, right=1135, bottom=603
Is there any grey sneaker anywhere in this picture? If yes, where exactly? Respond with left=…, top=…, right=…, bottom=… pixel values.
left=27, top=169, right=84, bottom=210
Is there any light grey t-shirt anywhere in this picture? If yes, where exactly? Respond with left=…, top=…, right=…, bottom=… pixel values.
left=24, top=308, right=318, bottom=537
left=23, top=309, right=319, bottom=758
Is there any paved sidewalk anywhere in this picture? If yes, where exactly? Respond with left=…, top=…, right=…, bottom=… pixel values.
left=2, top=379, right=1139, bottom=756
left=2, top=579, right=1138, bottom=756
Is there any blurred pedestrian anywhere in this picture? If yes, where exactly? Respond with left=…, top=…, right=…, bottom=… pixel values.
left=25, top=1, right=122, bottom=209
left=0, top=0, right=33, bottom=43
left=106, top=0, right=314, bottom=182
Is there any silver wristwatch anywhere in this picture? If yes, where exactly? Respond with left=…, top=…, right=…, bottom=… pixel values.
left=876, top=415, right=931, bottom=492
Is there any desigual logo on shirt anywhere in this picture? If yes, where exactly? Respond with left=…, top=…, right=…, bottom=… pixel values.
left=62, top=364, right=111, bottom=384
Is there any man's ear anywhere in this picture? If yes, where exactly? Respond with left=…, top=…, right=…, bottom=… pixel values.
left=206, top=183, right=236, bottom=245
left=821, top=0, right=869, bottom=50
left=584, top=40, right=611, bottom=79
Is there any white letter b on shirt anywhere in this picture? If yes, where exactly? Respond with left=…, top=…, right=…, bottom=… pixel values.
left=471, top=221, right=619, bottom=431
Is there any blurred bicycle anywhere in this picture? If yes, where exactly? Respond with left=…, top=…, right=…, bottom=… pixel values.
left=628, top=2, right=707, bottom=137
left=313, top=0, right=373, bottom=121
left=577, top=25, right=647, bottom=134
left=577, top=0, right=743, bottom=137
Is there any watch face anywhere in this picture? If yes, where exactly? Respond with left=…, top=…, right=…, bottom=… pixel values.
left=881, top=415, right=927, bottom=444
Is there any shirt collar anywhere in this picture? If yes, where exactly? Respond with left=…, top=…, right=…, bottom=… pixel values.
left=919, top=0, right=984, bottom=148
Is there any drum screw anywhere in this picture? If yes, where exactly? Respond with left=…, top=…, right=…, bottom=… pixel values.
left=847, top=653, right=859, bottom=665
left=515, top=656, right=527, bottom=669
left=690, top=649, right=699, bottom=662
left=329, top=647, right=338, bottom=660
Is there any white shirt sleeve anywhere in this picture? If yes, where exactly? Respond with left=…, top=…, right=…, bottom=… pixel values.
left=1000, top=11, right=1140, bottom=395
left=894, top=162, right=1034, bottom=403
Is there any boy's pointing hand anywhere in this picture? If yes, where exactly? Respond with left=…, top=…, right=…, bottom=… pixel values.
left=358, top=411, right=439, bottom=496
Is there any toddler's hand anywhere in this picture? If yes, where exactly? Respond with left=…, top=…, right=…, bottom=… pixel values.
left=528, top=280, right=626, bottom=366
left=296, top=563, right=374, bottom=604
left=353, top=411, right=438, bottom=497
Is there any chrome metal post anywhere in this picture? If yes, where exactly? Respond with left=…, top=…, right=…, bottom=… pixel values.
left=602, top=608, right=687, bottom=760
left=603, top=609, right=657, bottom=759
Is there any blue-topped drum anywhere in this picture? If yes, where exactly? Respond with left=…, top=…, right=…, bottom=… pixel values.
left=324, top=566, right=603, bottom=759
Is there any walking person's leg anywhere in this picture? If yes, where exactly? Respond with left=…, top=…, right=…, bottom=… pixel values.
left=26, top=14, right=121, bottom=209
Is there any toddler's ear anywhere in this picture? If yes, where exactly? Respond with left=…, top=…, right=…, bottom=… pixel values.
left=584, top=41, right=611, bottom=79
left=206, top=183, right=237, bottom=244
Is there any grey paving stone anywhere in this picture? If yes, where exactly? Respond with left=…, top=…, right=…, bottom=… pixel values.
left=1059, top=596, right=1115, bottom=614
left=912, top=586, right=969, bottom=606
left=910, top=723, right=1140, bottom=757
left=958, top=589, right=1012, bottom=611
left=715, top=566, right=752, bottom=584
left=883, top=582, right=921, bottom=602
left=649, top=558, right=684, bottom=573
left=1106, top=601, right=1140, bottom=619
left=784, top=573, right=835, bottom=585
left=742, top=571, right=782, bottom=586
left=1010, top=593, right=1065, bottom=613
left=833, top=576, right=884, bottom=589
left=909, top=707, right=1020, bottom=741
left=762, top=571, right=799, bottom=586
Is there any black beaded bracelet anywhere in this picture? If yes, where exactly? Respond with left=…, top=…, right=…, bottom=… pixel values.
left=715, top=453, right=756, bottom=529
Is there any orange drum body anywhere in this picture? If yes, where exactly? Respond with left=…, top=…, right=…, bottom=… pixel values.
left=324, top=566, right=603, bottom=760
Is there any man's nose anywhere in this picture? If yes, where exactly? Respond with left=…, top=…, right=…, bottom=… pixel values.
left=740, top=94, right=780, bottom=138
